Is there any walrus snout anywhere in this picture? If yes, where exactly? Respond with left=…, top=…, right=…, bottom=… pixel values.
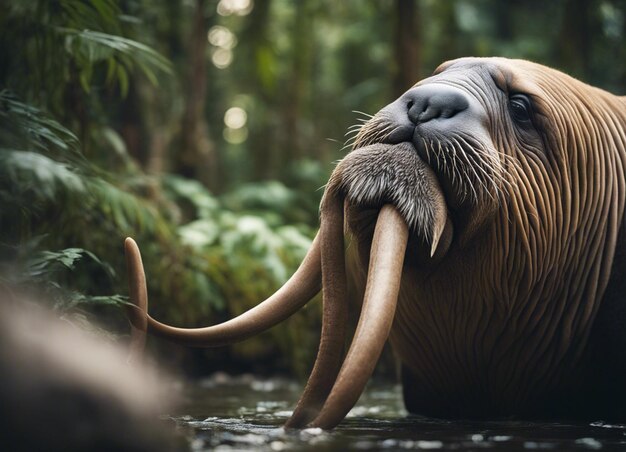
left=353, top=74, right=503, bottom=242
left=406, top=85, right=470, bottom=123
left=377, top=84, right=474, bottom=145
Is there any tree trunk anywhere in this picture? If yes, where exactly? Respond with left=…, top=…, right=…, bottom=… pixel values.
left=145, top=1, right=186, bottom=175
left=241, top=0, right=274, bottom=180
left=494, top=0, right=513, bottom=42
left=283, top=0, right=313, bottom=168
left=557, top=0, right=594, bottom=80
left=433, top=0, right=460, bottom=65
left=176, top=0, right=218, bottom=191
left=393, top=0, right=420, bottom=96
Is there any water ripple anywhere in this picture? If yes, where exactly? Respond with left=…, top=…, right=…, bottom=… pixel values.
left=173, top=376, right=626, bottom=451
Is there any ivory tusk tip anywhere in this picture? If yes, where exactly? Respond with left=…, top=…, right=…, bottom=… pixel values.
left=125, top=237, right=139, bottom=254
left=430, top=205, right=448, bottom=258
left=430, top=221, right=444, bottom=257
left=430, top=236, right=440, bottom=257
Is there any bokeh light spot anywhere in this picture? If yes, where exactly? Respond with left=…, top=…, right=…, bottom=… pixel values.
left=224, top=107, right=247, bottom=129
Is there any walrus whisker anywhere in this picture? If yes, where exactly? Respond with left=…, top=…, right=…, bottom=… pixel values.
left=285, top=191, right=348, bottom=428
left=442, top=140, right=454, bottom=183
left=307, top=205, right=409, bottom=429
left=453, top=152, right=470, bottom=203
left=364, top=127, right=393, bottom=148
left=459, top=145, right=496, bottom=204
left=351, top=115, right=371, bottom=123
left=420, top=128, right=506, bottom=206
left=496, top=152, right=521, bottom=194
left=354, top=116, right=392, bottom=149
left=351, top=110, right=375, bottom=119
left=341, top=143, right=355, bottom=153
left=460, top=136, right=503, bottom=200
left=123, top=235, right=323, bottom=349
left=452, top=138, right=483, bottom=203
left=443, top=139, right=461, bottom=188
left=461, top=133, right=509, bottom=193
left=354, top=122, right=382, bottom=145
left=342, top=138, right=357, bottom=150
left=345, top=130, right=360, bottom=138
left=474, top=151, right=504, bottom=203
left=435, top=143, right=447, bottom=173
left=346, top=124, right=364, bottom=133
left=476, top=161, right=503, bottom=202
left=381, top=124, right=406, bottom=143
left=422, top=138, right=432, bottom=165
left=342, top=125, right=371, bottom=150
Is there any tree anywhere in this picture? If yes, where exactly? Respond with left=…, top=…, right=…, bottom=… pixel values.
left=176, top=0, right=219, bottom=190
left=393, top=0, right=421, bottom=95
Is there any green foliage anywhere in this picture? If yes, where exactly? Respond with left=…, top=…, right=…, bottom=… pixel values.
left=59, top=27, right=172, bottom=94
left=0, top=0, right=172, bottom=101
left=1, top=240, right=128, bottom=312
left=0, top=92, right=163, bottom=239
left=0, top=91, right=80, bottom=155
left=0, top=6, right=320, bottom=369
left=165, top=174, right=315, bottom=307
left=0, top=2, right=180, bottom=321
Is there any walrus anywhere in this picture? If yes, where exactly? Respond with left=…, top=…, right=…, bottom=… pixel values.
left=123, top=57, right=626, bottom=429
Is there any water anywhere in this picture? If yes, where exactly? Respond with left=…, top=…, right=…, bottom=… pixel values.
left=171, top=374, right=626, bottom=451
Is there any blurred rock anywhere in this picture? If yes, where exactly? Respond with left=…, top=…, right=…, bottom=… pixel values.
left=0, top=299, right=183, bottom=451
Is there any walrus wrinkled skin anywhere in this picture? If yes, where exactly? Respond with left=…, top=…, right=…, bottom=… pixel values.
left=124, top=57, right=626, bottom=428
left=347, top=57, right=626, bottom=420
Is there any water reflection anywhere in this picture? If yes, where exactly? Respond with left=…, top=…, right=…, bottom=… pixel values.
left=172, top=374, right=626, bottom=451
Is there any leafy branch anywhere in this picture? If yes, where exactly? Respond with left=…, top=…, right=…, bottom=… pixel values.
left=58, top=27, right=172, bottom=94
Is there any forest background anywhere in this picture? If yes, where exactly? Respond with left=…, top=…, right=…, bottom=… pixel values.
left=1, top=0, right=625, bottom=378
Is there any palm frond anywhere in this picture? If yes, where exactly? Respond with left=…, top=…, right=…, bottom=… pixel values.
left=0, top=243, right=126, bottom=312
left=88, top=177, right=163, bottom=233
left=27, top=247, right=115, bottom=279
left=58, top=27, right=172, bottom=89
left=61, top=0, right=122, bottom=34
left=0, top=149, right=86, bottom=200
left=63, top=293, right=131, bottom=310
left=0, top=91, right=80, bottom=155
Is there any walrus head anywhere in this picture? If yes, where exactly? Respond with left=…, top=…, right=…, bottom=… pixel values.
left=124, top=58, right=626, bottom=427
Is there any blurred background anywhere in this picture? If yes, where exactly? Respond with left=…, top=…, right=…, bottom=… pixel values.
left=1, top=0, right=625, bottom=379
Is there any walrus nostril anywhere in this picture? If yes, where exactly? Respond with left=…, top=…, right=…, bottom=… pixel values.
left=405, top=85, right=470, bottom=125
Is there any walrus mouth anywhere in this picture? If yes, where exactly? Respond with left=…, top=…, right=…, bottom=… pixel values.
left=328, top=142, right=452, bottom=260
left=123, top=141, right=448, bottom=429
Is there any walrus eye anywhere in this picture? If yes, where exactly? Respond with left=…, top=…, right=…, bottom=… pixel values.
left=509, top=94, right=533, bottom=125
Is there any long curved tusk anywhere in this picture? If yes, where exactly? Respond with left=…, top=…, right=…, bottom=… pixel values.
left=285, top=193, right=348, bottom=428
left=124, top=233, right=322, bottom=349
left=308, top=204, right=409, bottom=429
left=125, top=238, right=148, bottom=365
